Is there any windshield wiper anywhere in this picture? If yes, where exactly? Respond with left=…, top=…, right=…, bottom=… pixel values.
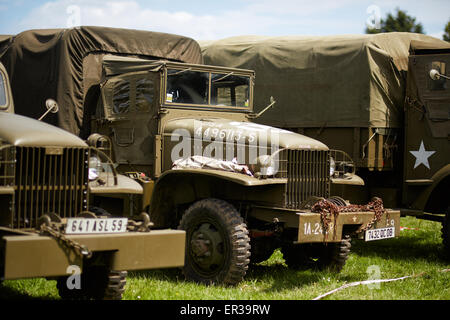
left=212, top=72, right=234, bottom=82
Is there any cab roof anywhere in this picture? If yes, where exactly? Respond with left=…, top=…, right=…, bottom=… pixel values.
left=102, top=54, right=255, bottom=78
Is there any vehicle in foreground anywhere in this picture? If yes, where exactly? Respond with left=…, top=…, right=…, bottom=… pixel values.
left=86, top=55, right=401, bottom=285
left=0, top=61, right=185, bottom=299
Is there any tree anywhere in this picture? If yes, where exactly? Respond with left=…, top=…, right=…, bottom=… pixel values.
left=444, top=21, right=450, bottom=42
left=366, top=8, right=424, bottom=34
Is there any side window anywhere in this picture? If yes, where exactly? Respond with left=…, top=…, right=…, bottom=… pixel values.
left=105, top=72, right=156, bottom=118
left=135, top=78, right=154, bottom=112
left=0, top=71, right=7, bottom=108
left=428, top=61, right=447, bottom=91
left=112, top=79, right=131, bottom=114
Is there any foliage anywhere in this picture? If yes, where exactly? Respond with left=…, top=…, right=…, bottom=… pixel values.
left=444, top=21, right=450, bottom=42
left=366, top=8, right=424, bottom=34
left=1, top=216, right=449, bottom=300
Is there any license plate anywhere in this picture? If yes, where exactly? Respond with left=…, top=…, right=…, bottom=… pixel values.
left=65, top=218, right=128, bottom=234
left=365, top=226, right=395, bottom=241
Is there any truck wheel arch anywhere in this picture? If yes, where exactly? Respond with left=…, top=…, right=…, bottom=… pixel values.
left=148, top=170, right=285, bottom=228
left=420, top=164, right=450, bottom=214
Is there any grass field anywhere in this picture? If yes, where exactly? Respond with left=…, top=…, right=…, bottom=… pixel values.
left=1, top=216, right=449, bottom=300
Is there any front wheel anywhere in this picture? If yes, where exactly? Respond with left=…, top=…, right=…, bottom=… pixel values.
left=57, top=266, right=127, bottom=300
left=178, top=198, right=251, bottom=285
left=282, top=236, right=351, bottom=273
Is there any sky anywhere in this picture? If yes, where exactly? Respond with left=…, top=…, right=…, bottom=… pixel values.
left=0, top=0, right=449, bottom=41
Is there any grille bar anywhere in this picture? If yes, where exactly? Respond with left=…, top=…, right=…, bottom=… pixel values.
left=13, top=147, right=89, bottom=228
left=285, top=149, right=330, bottom=209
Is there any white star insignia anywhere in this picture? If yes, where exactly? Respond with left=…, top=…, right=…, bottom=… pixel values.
left=409, top=140, right=436, bottom=169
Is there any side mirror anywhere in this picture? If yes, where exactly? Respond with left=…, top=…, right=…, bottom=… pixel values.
left=429, top=69, right=450, bottom=81
left=246, top=96, right=276, bottom=119
left=38, top=99, right=59, bottom=121
left=429, top=69, right=441, bottom=80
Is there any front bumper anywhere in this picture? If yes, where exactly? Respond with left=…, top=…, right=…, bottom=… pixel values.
left=2, top=229, right=185, bottom=280
left=296, top=209, right=400, bottom=243
left=250, top=206, right=401, bottom=243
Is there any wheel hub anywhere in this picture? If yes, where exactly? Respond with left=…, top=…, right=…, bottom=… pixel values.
left=189, top=222, right=224, bottom=270
left=191, top=233, right=211, bottom=258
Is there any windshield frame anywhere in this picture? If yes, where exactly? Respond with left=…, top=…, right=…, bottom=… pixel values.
left=0, top=69, right=9, bottom=110
left=161, top=62, right=254, bottom=112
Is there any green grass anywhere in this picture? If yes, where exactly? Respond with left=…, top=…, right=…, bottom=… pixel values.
left=1, top=216, right=449, bottom=300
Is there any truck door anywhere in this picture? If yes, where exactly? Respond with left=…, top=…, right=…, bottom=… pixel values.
left=404, top=47, right=450, bottom=208
left=96, top=71, right=160, bottom=176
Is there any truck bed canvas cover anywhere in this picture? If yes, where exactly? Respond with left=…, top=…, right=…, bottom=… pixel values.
left=0, top=26, right=203, bottom=135
left=201, top=33, right=449, bottom=129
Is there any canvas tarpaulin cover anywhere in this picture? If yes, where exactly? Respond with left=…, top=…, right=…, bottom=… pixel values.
left=101, top=54, right=166, bottom=78
left=201, top=32, right=449, bottom=128
left=0, top=26, right=203, bottom=135
left=0, top=35, right=13, bottom=57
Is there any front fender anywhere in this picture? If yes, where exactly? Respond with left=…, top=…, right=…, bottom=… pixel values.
left=331, top=174, right=365, bottom=186
left=149, top=169, right=286, bottom=228
left=89, top=174, right=143, bottom=195
left=160, top=168, right=287, bottom=187
left=412, top=164, right=450, bottom=212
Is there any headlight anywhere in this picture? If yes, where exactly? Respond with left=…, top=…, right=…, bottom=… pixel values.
left=256, top=155, right=277, bottom=176
left=88, top=156, right=101, bottom=181
left=330, top=156, right=336, bottom=177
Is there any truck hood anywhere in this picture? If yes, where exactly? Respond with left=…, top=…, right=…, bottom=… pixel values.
left=0, top=112, right=87, bottom=147
left=164, top=118, right=328, bottom=151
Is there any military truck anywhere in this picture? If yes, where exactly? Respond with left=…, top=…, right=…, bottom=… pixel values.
left=201, top=32, right=450, bottom=254
left=0, top=61, right=185, bottom=299
left=87, top=55, right=401, bottom=285
left=1, top=27, right=401, bottom=286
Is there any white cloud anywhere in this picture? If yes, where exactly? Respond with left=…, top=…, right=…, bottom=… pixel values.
left=244, top=0, right=359, bottom=15
left=15, top=0, right=365, bottom=39
left=15, top=0, right=263, bottom=39
left=12, top=0, right=450, bottom=40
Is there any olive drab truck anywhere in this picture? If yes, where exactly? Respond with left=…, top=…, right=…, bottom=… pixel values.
left=200, top=32, right=450, bottom=255
left=89, top=55, right=401, bottom=285
left=1, top=27, right=401, bottom=286
left=0, top=60, right=185, bottom=300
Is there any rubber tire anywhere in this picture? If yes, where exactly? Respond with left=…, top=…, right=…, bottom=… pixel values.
left=178, top=198, right=251, bottom=286
left=318, top=236, right=352, bottom=272
left=282, top=236, right=351, bottom=273
left=57, top=267, right=127, bottom=300
left=442, top=206, right=450, bottom=257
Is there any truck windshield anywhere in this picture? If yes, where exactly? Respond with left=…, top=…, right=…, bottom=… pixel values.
left=165, top=68, right=250, bottom=109
left=211, top=73, right=250, bottom=108
left=166, top=69, right=209, bottom=105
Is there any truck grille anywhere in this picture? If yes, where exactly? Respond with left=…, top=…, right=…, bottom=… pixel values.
left=283, top=149, right=330, bottom=209
left=0, top=146, right=15, bottom=186
left=13, top=146, right=89, bottom=228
